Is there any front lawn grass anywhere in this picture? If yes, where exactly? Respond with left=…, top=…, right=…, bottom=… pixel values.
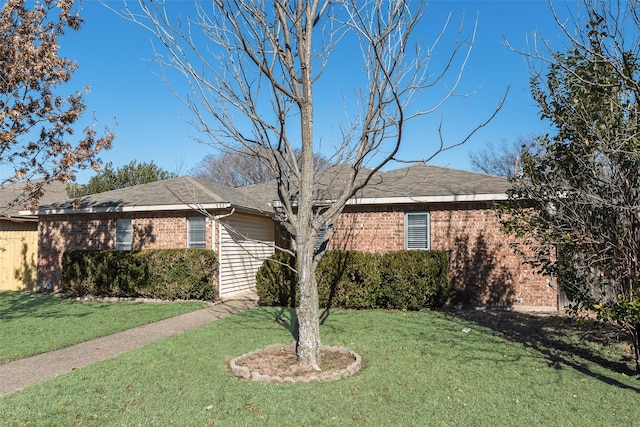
left=0, top=291, right=206, bottom=364
left=2, top=307, right=639, bottom=426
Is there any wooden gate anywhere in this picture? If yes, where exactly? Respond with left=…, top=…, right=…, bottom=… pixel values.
left=0, top=221, right=37, bottom=291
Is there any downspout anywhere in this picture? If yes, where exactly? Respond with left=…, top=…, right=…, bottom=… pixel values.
left=211, top=217, right=219, bottom=298
left=217, top=219, right=222, bottom=299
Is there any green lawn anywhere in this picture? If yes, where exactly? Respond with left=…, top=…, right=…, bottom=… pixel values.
left=0, top=291, right=206, bottom=364
left=1, top=306, right=639, bottom=426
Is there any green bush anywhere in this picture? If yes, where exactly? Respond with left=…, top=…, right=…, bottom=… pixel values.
left=255, top=251, right=298, bottom=307
left=317, top=251, right=381, bottom=309
left=133, top=249, right=217, bottom=300
left=62, top=250, right=145, bottom=297
left=61, top=249, right=218, bottom=300
left=379, top=250, right=449, bottom=310
left=255, top=249, right=449, bottom=310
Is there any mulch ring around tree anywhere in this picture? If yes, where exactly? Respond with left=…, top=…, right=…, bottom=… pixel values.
left=229, top=343, right=362, bottom=384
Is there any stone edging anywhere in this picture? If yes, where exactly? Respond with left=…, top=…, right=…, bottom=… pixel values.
left=229, top=343, right=362, bottom=384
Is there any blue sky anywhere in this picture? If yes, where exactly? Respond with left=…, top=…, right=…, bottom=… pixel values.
left=58, top=0, right=573, bottom=183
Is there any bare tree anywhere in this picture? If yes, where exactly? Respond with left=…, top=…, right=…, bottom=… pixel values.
left=469, top=135, right=538, bottom=178
left=0, top=0, right=113, bottom=215
left=122, top=0, right=503, bottom=370
left=190, top=148, right=330, bottom=187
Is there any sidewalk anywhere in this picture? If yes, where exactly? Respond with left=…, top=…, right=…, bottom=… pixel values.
left=0, top=293, right=259, bottom=396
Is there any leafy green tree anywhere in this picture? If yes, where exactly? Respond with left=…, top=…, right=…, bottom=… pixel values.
left=0, top=0, right=113, bottom=214
left=502, top=1, right=640, bottom=371
left=67, top=161, right=176, bottom=197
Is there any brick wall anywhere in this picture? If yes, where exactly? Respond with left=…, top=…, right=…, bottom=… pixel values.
left=330, top=202, right=557, bottom=310
left=37, top=211, right=214, bottom=290
left=36, top=202, right=557, bottom=309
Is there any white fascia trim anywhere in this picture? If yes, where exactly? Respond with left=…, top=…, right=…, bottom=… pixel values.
left=270, top=193, right=508, bottom=208
left=30, top=203, right=232, bottom=215
left=347, top=193, right=509, bottom=205
left=345, top=193, right=509, bottom=205
left=271, top=193, right=508, bottom=209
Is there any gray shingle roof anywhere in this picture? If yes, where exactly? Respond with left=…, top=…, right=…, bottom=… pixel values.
left=36, top=164, right=511, bottom=215
left=354, top=164, right=511, bottom=200
left=242, top=163, right=510, bottom=203
left=1, top=180, right=69, bottom=218
left=38, top=176, right=271, bottom=214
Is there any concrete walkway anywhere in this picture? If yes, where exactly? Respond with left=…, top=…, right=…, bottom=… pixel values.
left=0, top=293, right=259, bottom=396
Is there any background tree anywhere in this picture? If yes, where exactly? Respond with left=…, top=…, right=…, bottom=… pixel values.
left=469, top=135, right=537, bottom=178
left=67, top=160, right=176, bottom=197
left=502, top=1, right=640, bottom=371
left=0, top=0, right=113, bottom=214
left=125, top=0, right=502, bottom=370
left=191, top=148, right=330, bottom=187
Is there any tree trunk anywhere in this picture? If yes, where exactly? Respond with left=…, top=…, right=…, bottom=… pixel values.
left=632, top=322, right=640, bottom=374
left=294, top=11, right=320, bottom=370
left=296, top=241, right=321, bottom=370
left=295, top=96, right=321, bottom=369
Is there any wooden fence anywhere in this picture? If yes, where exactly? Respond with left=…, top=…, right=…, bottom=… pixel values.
left=0, top=221, right=37, bottom=291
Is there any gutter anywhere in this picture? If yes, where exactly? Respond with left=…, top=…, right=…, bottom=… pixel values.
left=272, top=193, right=509, bottom=208
left=24, top=193, right=508, bottom=216
left=22, top=203, right=233, bottom=216
left=346, top=193, right=509, bottom=204
left=0, top=215, right=37, bottom=223
left=23, top=202, right=276, bottom=218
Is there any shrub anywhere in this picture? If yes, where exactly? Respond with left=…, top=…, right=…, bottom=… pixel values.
left=379, top=250, right=449, bottom=310
left=255, top=249, right=449, bottom=310
left=133, top=249, right=217, bottom=300
left=61, top=249, right=218, bottom=300
left=62, top=250, right=145, bottom=297
left=317, top=250, right=381, bottom=309
left=255, top=251, right=298, bottom=307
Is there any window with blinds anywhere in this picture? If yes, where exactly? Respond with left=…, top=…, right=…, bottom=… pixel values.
left=115, top=218, right=132, bottom=250
left=405, top=212, right=430, bottom=250
left=188, top=217, right=207, bottom=249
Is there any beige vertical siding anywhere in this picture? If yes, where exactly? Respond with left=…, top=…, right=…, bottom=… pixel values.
left=0, top=221, right=38, bottom=291
left=218, top=213, right=275, bottom=298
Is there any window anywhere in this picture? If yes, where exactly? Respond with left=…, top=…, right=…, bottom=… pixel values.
left=188, top=217, right=206, bottom=248
left=405, top=212, right=430, bottom=250
left=115, top=219, right=132, bottom=250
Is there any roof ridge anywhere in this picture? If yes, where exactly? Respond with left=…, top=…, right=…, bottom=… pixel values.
left=159, top=176, right=229, bottom=207
left=183, top=176, right=224, bottom=200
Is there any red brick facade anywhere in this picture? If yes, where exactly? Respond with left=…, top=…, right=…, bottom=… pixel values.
left=37, top=211, right=214, bottom=290
left=36, top=201, right=557, bottom=309
left=330, top=202, right=558, bottom=310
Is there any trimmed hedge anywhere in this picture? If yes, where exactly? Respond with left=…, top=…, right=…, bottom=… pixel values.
left=256, top=249, right=449, bottom=310
left=61, top=249, right=218, bottom=301
left=254, top=251, right=298, bottom=308
left=317, top=250, right=382, bottom=309
left=378, top=250, right=449, bottom=310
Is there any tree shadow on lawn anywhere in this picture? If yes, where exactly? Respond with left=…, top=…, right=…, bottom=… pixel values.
left=0, top=291, right=100, bottom=322
left=443, top=309, right=640, bottom=392
left=219, top=306, right=297, bottom=338
left=222, top=305, right=640, bottom=392
left=224, top=306, right=351, bottom=349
